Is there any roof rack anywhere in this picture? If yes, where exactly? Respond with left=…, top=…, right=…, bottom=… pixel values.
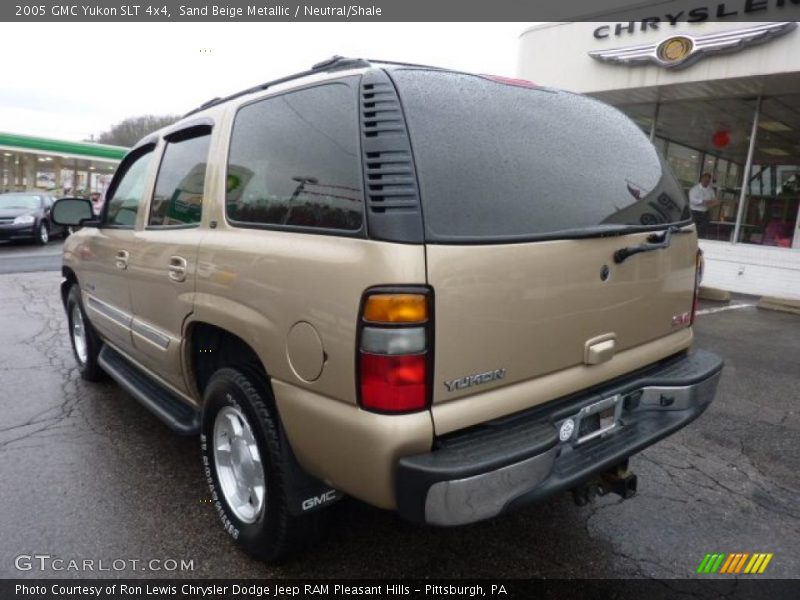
left=183, top=56, right=452, bottom=118
left=183, top=55, right=370, bottom=117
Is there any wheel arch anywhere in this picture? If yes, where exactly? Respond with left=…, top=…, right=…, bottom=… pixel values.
left=185, top=321, right=270, bottom=403
left=61, top=266, right=79, bottom=309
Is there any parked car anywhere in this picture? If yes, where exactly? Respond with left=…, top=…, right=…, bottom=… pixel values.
left=52, top=57, right=724, bottom=562
left=0, top=191, right=67, bottom=244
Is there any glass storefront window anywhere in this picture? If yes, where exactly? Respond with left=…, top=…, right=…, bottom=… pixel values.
left=732, top=93, right=800, bottom=247
left=739, top=163, right=800, bottom=247
left=666, top=142, right=702, bottom=189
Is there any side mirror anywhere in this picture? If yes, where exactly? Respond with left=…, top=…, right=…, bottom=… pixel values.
left=52, top=197, right=98, bottom=227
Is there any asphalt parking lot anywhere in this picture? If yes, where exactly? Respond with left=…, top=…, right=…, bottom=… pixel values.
left=0, top=240, right=63, bottom=274
left=0, top=266, right=798, bottom=579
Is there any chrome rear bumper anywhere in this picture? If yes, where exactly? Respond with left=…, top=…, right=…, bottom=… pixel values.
left=396, top=349, right=723, bottom=526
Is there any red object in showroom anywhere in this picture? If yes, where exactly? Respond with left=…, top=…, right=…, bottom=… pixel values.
left=712, top=130, right=731, bottom=149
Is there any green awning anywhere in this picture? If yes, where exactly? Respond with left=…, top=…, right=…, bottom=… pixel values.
left=0, top=132, right=128, bottom=161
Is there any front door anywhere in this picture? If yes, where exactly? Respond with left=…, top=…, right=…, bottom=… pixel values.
left=79, top=146, right=157, bottom=353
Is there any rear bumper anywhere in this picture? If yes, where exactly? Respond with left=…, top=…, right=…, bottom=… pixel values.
left=396, top=349, right=723, bottom=526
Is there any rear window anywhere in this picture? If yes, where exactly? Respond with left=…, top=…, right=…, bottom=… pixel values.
left=391, top=70, right=689, bottom=242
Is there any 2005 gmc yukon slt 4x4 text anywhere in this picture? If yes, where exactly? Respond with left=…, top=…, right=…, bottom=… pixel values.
left=52, top=57, right=724, bottom=561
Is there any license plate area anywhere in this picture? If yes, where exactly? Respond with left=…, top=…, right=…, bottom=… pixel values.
left=572, top=394, right=622, bottom=445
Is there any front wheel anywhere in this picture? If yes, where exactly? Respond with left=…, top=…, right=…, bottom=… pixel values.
left=36, top=222, right=49, bottom=245
left=66, top=284, right=104, bottom=381
left=201, top=368, right=318, bottom=562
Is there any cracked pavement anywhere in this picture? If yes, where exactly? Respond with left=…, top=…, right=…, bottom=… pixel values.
left=0, top=269, right=798, bottom=579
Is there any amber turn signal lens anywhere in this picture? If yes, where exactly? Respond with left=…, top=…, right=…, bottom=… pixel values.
left=363, top=294, right=428, bottom=323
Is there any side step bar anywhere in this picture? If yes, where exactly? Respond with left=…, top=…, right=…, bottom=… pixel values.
left=98, top=345, right=200, bottom=435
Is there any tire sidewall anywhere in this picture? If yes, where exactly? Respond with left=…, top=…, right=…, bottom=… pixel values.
left=66, top=285, right=102, bottom=379
left=200, top=370, right=282, bottom=554
left=37, top=221, right=49, bottom=245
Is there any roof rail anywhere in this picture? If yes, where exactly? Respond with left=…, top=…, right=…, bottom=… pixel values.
left=183, top=55, right=370, bottom=117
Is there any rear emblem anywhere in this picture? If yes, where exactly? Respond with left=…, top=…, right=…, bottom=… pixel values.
left=444, top=368, right=506, bottom=392
left=559, top=419, right=575, bottom=442
left=600, top=265, right=610, bottom=281
left=672, top=312, right=691, bottom=327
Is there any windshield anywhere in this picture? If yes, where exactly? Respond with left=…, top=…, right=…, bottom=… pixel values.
left=0, top=195, right=42, bottom=210
left=390, top=69, right=689, bottom=242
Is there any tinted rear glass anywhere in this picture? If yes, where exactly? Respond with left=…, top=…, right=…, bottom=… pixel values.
left=391, top=70, right=689, bottom=242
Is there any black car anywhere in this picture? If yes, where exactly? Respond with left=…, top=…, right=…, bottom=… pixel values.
left=0, top=192, right=68, bottom=244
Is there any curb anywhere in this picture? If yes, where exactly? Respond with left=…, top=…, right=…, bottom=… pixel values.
left=698, top=286, right=731, bottom=302
left=757, top=296, right=800, bottom=316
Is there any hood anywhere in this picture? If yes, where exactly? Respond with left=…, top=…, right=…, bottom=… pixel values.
left=0, top=208, right=42, bottom=218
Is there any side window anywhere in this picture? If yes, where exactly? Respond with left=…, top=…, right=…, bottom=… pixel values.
left=226, top=82, right=363, bottom=231
left=105, top=149, right=154, bottom=228
left=149, top=128, right=211, bottom=227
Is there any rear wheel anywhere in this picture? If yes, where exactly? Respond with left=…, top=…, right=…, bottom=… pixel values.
left=36, top=222, right=49, bottom=245
left=201, top=368, right=318, bottom=562
left=66, top=284, right=104, bottom=381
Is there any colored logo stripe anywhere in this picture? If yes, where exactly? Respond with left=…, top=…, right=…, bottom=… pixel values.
left=744, top=553, right=774, bottom=574
left=697, top=553, right=773, bottom=575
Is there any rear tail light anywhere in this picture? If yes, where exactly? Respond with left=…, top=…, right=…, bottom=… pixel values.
left=358, top=287, right=433, bottom=413
left=690, top=249, right=704, bottom=326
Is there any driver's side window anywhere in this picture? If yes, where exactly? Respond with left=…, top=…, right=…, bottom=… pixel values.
left=105, top=148, right=154, bottom=228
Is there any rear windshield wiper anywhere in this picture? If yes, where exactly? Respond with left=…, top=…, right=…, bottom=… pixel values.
left=613, top=225, right=691, bottom=264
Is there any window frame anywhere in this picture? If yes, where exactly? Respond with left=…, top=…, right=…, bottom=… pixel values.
left=145, top=123, right=213, bottom=231
left=100, top=142, right=157, bottom=230
left=223, top=77, right=367, bottom=239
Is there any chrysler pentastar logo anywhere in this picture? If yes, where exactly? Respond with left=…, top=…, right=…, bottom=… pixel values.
left=589, top=22, right=797, bottom=69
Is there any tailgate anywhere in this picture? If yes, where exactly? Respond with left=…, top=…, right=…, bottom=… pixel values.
left=427, top=231, right=697, bottom=416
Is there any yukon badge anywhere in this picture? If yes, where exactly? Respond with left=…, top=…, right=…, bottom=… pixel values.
left=445, top=368, right=506, bottom=392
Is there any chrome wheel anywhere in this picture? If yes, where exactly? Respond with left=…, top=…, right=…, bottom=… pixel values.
left=71, top=304, right=88, bottom=365
left=39, top=223, right=49, bottom=244
left=213, top=405, right=266, bottom=524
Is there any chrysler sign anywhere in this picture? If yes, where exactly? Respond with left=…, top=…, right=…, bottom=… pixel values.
left=589, top=21, right=797, bottom=69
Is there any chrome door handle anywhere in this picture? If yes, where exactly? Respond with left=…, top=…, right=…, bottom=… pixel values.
left=115, top=250, right=129, bottom=270
left=168, top=256, right=188, bottom=282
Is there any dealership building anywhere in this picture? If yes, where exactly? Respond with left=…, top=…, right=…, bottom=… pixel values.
left=519, top=18, right=800, bottom=299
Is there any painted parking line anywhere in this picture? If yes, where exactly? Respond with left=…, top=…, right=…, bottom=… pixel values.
left=696, top=303, right=756, bottom=316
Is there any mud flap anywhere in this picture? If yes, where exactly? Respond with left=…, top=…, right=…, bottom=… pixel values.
left=279, top=427, right=343, bottom=516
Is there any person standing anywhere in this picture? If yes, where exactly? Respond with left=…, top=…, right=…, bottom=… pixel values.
left=689, top=173, right=717, bottom=238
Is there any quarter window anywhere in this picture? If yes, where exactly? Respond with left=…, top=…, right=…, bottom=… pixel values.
left=149, top=129, right=211, bottom=227
left=226, top=82, right=363, bottom=231
left=105, top=149, right=155, bottom=228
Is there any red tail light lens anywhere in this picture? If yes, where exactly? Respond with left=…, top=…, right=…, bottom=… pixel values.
left=360, top=352, right=427, bottom=412
left=357, top=287, right=433, bottom=414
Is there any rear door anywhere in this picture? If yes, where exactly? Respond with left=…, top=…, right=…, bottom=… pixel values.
left=390, top=70, right=697, bottom=422
left=126, top=124, right=212, bottom=394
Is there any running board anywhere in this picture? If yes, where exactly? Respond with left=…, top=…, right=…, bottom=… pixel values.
left=98, top=345, right=200, bottom=435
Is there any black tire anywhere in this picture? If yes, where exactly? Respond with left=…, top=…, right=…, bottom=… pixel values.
left=36, top=221, right=49, bottom=245
left=66, top=284, right=105, bottom=381
left=201, top=368, right=318, bottom=562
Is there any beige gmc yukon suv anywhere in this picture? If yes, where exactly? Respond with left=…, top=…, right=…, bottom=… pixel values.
left=53, top=57, right=723, bottom=561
